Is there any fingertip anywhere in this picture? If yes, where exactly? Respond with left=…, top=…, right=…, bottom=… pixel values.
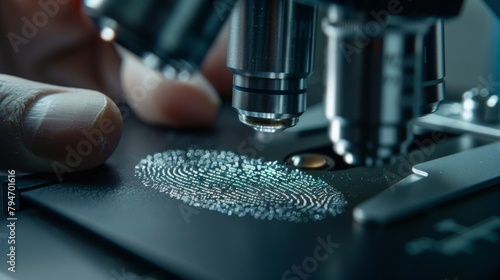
left=153, top=80, right=220, bottom=127
left=121, top=52, right=221, bottom=127
left=21, top=90, right=123, bottom=173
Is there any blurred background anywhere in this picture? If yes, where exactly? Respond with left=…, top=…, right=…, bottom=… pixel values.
left=307, top=0, right=500, bottom=106
left=445, top=0, right=500, bottom=99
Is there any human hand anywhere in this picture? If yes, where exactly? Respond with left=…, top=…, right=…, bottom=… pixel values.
left=0, top=0, right=232, bottom=174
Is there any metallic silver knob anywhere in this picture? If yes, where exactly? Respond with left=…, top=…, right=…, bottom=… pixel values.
left=227, top=0, right=317, bottom=133
left=462, top=87, right=500, bottom=123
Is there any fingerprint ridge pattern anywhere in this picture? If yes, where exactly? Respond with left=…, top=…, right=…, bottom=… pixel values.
left=135, top=149, right=347, bottom=222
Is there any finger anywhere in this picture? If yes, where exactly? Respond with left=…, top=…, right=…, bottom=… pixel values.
left=201, top=23, right=233, bottom=99
left=120, top=50, right=221, bottom=127
left=1, top=0, right=225, bottom=128
left=0, top=0, right=123, bottom=100
left=0, top=74, right=122, bottom=176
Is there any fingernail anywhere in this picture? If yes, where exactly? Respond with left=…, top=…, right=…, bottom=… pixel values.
left=22, top=91, right=121, bottom=166
left=188, top=73, right=221, bottom=106
left=157, top=81, right=221, bottom=127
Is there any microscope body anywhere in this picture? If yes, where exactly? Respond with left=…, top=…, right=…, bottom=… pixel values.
left=228, top=0, right=463, bottom=165
left=84, top=0, right=471, bottom=166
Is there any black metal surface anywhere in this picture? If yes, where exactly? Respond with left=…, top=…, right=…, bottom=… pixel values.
left=0, top=208, right=177, bottom=280
left=355, top=142, right=500, bottom=225
left=14, top=105, right=500, bottom=280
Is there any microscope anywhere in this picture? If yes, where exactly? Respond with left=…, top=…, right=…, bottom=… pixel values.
left=8, top=2, right=500, bottom=279
left=84, top=0, right=493, bottom=166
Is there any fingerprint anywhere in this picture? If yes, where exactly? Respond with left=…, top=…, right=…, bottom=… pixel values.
left=135, top=149, right=347, bottom=222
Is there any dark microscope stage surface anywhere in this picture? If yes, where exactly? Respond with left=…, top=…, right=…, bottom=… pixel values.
left=8, top=105, right=500, bottom=280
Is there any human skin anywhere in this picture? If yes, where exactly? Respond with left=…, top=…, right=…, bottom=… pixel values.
left=0, top=0, right=233, bottom=173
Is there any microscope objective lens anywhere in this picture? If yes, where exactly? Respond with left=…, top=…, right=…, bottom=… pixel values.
left=228, top=0, right=316, bottom=133
left=135, top=149, right=347, bottom=222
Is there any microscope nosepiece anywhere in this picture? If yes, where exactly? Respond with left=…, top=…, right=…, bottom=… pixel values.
left=227, top=0, right=317, bottom=133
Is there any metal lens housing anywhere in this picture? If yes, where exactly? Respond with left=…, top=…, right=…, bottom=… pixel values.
left=228, top=0, right=317, bottom=133
left=323, top=5, right=435, bottom=166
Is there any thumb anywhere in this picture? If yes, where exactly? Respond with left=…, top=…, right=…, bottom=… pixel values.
left=0, top=74, right=122, bottom=176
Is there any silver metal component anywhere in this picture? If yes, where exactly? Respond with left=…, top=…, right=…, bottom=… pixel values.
left=286, top=153, right=335, bottom=170
left=415, top=103, right=500, bottom=140
left=143, top=53, right=193, bottom=81
left=354, top=141, right=500, bottom=225
left=228, top=0, right=317, bottom=133
left=83, top=0, right=106, bottom=11
left=238, top=113, right=299, bottom=133
left=322, top=5, right=435, bottom=166
left=98, top=18, right=118, bottom=42
left=462, top=87, right=500, bottom=123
